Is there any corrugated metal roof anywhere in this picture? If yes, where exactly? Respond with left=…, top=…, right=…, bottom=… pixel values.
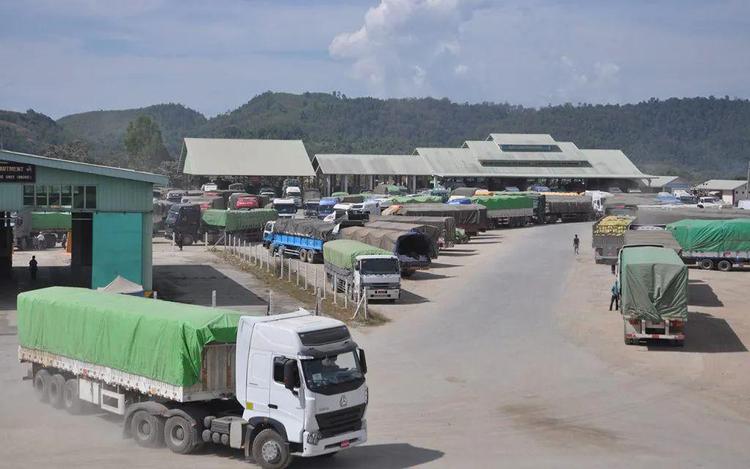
left=313, top=154, right=432, bottom=175
left=182, top=138, right=314, bottom=176
left=640, top=176, right=682, bottom=188
left=580, top=149, right=645, bottom=178
left=488, top=133, right=556, bottom=145
left=0, top=149, right=168, bottom=185
left=694, top=179, right=748, bottom=191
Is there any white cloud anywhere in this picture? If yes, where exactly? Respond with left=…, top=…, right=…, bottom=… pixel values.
left=329, top=0, right=487, bottom=96
left=454, top=64, right=468, bottom=75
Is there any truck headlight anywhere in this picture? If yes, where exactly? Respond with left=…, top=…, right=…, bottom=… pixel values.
left=306, top=431, right=321, bottom=445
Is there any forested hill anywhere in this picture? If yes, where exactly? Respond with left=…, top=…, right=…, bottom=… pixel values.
left=1, top=93, right=749, bottom=181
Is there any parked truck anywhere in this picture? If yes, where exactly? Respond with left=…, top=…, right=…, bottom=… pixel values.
left=272, top=198, right=298, bottom=218
left=339, top=226, right=431, bottom=276
left=365, top=220, right=441, bottom=258
left=369, top=214, right=456, bottom=248
left=323, top=239, right=401, bottom=301
left=165, top=205, right=277, bottom=245
left=470, top=194, right=534, bottom=228
left=619, top=245, right=688, bottom=346
left=591, top=216, right=635, bottom=264
left=390, top=203, right=488, bottom=236
left=13, top=211, right=71, bottom=250
left=542, top=194, right=594, bottom=223
left=667, top=218, right=750, bottom=271
left=18, top=287, right=368, bottom=469
left=317, top=197, right=340, bottom=219
left=264, top=218, right=337, bottom=263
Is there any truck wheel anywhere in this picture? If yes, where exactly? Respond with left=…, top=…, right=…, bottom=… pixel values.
left=252, top=428, right=292, bottom=469
left=33, top=369, right=51, bottom=402
left=182, top=235, right=194, bottom=246
left=132, top=410, right=165, bottom=448
left=717, top=260, right=732, bottom=272
left=299, top=249, right=308, bottom=262
left=48, top=374, right=66, bottom=409
left=699, top=259, right=714, bottom=270
left=63, top=379, right=84, bottom=415
left=164, top=415, right=198, bottom=454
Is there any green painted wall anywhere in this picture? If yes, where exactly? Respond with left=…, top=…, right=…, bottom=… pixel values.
left=0, top=166, right=153, bottom=212
left=92, top=213, right=143, bottom=289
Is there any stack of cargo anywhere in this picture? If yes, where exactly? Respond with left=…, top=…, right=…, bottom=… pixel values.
left=388, top=195, right=444, bottom=205
left=201, top=208, right=278, bottom=232
left=31, top=212, right=71, bottom=231
left=394, top=203, right=488, bottom=235
left=591, top=215, right=634, bottom=264
left=369, top=214, right=457, bottom=247
left=366, top=220, right=441, bottom=258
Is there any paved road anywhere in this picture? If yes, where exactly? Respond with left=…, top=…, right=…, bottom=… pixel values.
left=1, top=223, right=749, bottom=468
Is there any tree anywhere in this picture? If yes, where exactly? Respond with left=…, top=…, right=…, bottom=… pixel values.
left=123, top=116, right=171, bottom=170
left=43, top=141, right=93, bottom=164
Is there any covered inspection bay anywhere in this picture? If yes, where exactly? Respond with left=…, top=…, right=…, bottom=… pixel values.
left=0, top=150, right=167, bottom=290
left=181, top=138, right=315, bottom=176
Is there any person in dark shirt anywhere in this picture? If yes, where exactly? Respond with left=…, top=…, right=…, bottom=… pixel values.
left=609, top=280, right=620, bottom=311
left=29, top=256, right=38, bottom=281
left=573, top=234, right=580, bottom=254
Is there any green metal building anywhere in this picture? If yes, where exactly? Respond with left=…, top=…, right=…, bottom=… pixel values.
left=0, top=150, right=168, bottom=290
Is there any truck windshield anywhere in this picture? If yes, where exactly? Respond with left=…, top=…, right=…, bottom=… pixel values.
left=276, top=204, right=297, bottom=214
left=166, top=208, right=179, bottom=224
left=301, top=351, right=363, bottom=393
left=361, top=258, right=399, bottom=275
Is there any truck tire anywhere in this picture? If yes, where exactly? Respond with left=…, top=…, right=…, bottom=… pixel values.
left=48, top=374, right=67, bottom=409
left=164, top=415, right=198, bottom=454
left=252, top=428, right=292, bottom=469
left=182, top=235, right=194, bottom=246
left=34, top=369, right=51, bottom=402
left=299, top=249, right=308, bottom=263
left=63, top=379, right=85, bottom=415
left=131, top=410, right=165, bottom=448
left=717, top=260, right=732, bottom=272
left=699, top=259, right=714, bottom=270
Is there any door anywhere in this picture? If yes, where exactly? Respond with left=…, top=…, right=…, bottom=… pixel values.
left=269, top=357, right=305, bottom=443
left=244, top=350, right=271, bottom=418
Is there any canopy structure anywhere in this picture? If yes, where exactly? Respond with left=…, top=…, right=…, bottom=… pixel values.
left=313, top=153, right=432, bottom=176
left=181, top=138, right=314, bottom=177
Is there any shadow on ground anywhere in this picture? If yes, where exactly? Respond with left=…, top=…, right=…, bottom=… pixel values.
left=688, top=280, right=724, bottom=307
left=153, top=264, right=265, bottom=307
left=440, top=250, right=476, bottom=257
left=295, top=443, right=444, bottom=468
left=427, top=261, right=456, bottom=269
left=406, top=271, right=452, bottom=281
left=646, top=311, right=747, bottom=353
left=395, top=288, right=429, bottom=305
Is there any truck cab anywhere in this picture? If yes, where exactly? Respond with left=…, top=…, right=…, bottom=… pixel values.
left=355, top=255, right=401, bottom=300
left=164, top=203, right=201, bottom=244
left=318, top=198, right=339, bottom=219
left=262, top=221, right=275, bottom=248
left=235, top=311, right=368, bottom=465
left=285, top=186, right=303, bottom=208
left=273, top=199, right=298, bottom=218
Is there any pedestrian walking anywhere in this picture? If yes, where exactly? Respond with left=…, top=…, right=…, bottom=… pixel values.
left=573, top=234, right=580, bottom=255
left=609, top=279, right=620, bottom=311
left=29, top=255, right=38, bottom=281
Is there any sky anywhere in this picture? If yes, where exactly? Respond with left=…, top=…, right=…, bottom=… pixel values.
left=0, top=0, right=748, bottom=119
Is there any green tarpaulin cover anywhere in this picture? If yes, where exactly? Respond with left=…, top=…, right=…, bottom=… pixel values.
left=201, top=208, right=278, bottom=232
left=323, top=239, right=391, bottom=270
left=31, top=212, right=71, bottom=230
left=470, top=195, right=533, bottom=210
left=619, top=247, right=688, bottom=321
left=17, top=287, right=244, bottom=386
left=389, top=195, right=443, bottom=204
left=667, top=218, right=750, bottom=252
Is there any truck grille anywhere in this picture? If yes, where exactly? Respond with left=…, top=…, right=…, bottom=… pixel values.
left=316, top=404, right=365, bottom=438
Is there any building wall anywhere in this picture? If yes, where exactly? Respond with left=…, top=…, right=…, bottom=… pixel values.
left=733, top=186, right=749, bottom=205
left=0, top=166, right=153, bottom=212
left=91, top=212, right=143, bottom=289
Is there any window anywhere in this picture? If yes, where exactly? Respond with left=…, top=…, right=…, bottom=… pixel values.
left=61, top=185, right=72, bottom=206
left=273, top=356, right=300, bottom=387
left=499, top=144, right=562, bottom=153
left=479, top=160, right=592, bottom=168
left=48, top=185, right=61, bottom=207
left=85, top=186, right=97, bottom=209
left=23, top=185, right=34, bottom=206
left=35, top=185, right=48, bottom=206
left=73, top=186, right=84, bottom=209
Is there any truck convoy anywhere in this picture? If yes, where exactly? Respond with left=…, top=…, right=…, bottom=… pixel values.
left=18, top=287, right=368, bottom=469
left=619, top=245, right=688, bottom=346
left=591, top=216, right=635, bottom=264
left=323, top=240, right=401, bottom=301
left=339, top=226, right=431, bottom=276
left=165, top=206, right=277, bottom=245
left=667, top=218, right=750, bottom=271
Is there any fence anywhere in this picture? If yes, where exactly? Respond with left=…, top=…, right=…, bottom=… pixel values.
left=216, top=233, right=369, bottom=320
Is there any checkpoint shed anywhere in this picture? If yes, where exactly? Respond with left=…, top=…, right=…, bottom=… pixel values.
left=0, top=150, right=168, bottom=290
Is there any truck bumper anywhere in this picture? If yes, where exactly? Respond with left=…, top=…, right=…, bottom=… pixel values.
left=299, top=422, right=367, bottom=457
left=366, top=288, right=400, bottom=300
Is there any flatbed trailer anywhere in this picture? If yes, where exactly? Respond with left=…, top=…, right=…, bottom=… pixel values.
left=667, top=218, right=750, bottom=271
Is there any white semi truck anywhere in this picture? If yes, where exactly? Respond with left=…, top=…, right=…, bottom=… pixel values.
left=323, top=239, right=401, bottom=302
left=18, top=287, right=368, bottom=469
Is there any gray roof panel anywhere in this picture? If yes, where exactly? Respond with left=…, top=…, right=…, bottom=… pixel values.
left=182, top=138, right=314, bottom=176
left=313, top=154, right=432, bottom=175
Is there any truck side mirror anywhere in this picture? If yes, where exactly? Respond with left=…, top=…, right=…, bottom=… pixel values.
left=283, top=360, right=297, bottom=392
left=358, top=349, right=367, bottom=375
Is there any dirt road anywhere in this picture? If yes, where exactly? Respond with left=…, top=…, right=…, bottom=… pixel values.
left=1, top=224, right=749, bottom=467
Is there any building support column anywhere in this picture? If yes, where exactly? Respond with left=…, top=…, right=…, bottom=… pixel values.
left=343, top=175, right=349, bottom=193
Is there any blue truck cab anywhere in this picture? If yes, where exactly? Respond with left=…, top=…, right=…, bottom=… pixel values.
left=318, top=197, right=340, bottom=219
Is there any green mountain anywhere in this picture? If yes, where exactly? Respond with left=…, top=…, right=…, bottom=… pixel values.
left=57, top=103, right=206, bottom=160
left=2, top=93, right=749, bottom=182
